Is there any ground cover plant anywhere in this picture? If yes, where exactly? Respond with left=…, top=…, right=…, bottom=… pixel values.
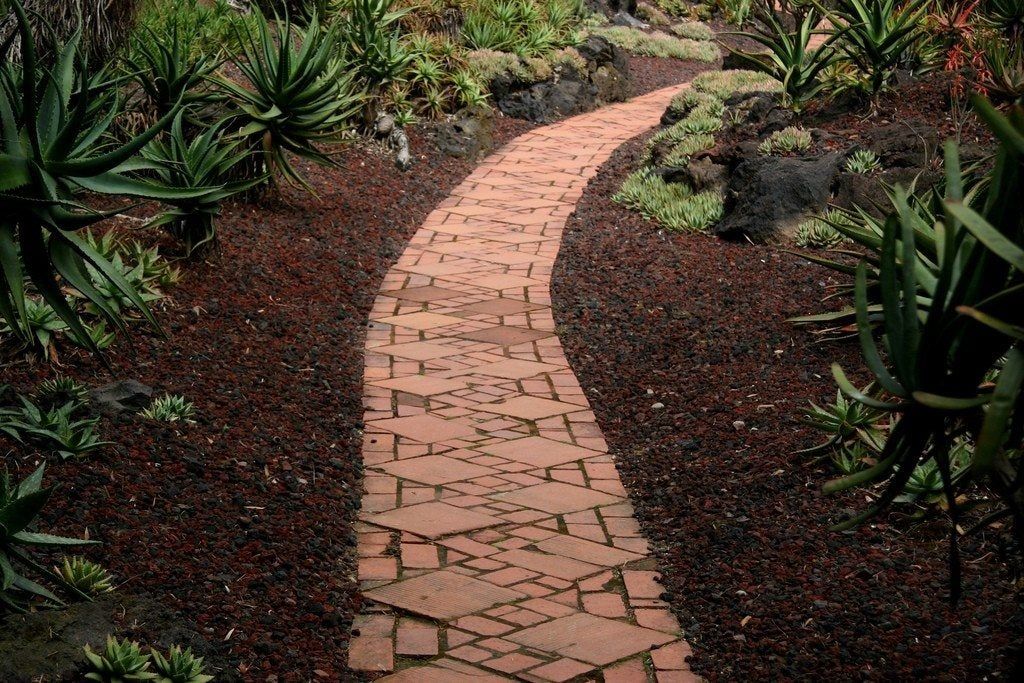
left=1, top=0, right=721, bottom=675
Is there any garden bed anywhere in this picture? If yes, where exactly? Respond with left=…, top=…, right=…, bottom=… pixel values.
left=0, top=54, right=700, bottom=682
left=551, top=132, right=1024, bottom=680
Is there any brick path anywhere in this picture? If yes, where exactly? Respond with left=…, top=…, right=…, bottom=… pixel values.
left=349, top=85, right=698, bottom=682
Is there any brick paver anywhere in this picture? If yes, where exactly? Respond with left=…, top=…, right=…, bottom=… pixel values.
left=350, top=85, right=699, bottom=681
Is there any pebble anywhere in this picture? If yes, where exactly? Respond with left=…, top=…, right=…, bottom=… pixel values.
left=652, top=402, right=665, bottom=409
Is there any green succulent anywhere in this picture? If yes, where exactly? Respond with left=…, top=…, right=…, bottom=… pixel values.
left=84, top=637, right=157, bottom=682
left=0, top=1, right=205, bottom=358
left=35, top=376, right=89, bottom=408
left=217, top=9, right=361, bottom=189
left=151, top=646, right=213, bottom=683
left=143, top=115, right=263, bottom=256
left=758, top=126, right=813, bottom=155
left=141, top=394, right=196, bottom=423
left=845, top=149, right=882, bottom=174
left=56, top=556, right=114, bottom=596
left=0, top=463, right=97, bottom=611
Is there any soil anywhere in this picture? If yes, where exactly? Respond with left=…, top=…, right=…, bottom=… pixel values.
left=551, top=133, right=1024, bottom=681
left=0, top=55, right=700, bottom=682
left=627, top=55, right=715, bottom=97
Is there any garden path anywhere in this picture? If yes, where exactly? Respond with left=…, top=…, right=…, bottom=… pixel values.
left=348, top=85, right=698, bottom=682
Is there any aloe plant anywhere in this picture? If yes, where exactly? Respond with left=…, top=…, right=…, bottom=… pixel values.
left=143, top=115, right=264, bottom=255
left=0, top=1, right=205, bottom=358
left=820, top=0, right=930, bottom=96
left=816, top=98, right=1024, bottom=595
left=84, top=637, right=156, bottom=682
left=1, top=463, right=97, bottom=611
left=217, top=9, right=361, bottom=189
left=724, top=8, right=838, bottom=107
left=125, top=22, right=222, bottom=119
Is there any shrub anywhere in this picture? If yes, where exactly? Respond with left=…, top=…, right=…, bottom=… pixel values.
left=0, top=463, right=98, bottom=611
left=217, top=9, right=360, bottom=189
left=614, top=169, right=724, bottom=232
left=337, top=0, right=415, bottom=120
left=725, top=8, right=838, bottom=107
left=125, top=21, right=222, bottom=120
left=976, top=32, right=1024, bottom=102
left=0, top=1, right=201, bottom=358
left=151, top=646, right=213, bottom=683
left=757, top=126, right=812, bottom=154
left=462, top=0, right=584, bottom=57
left=589, top=26, right=719, bottom=61
left=844, top=149, right=882, bottom=174
left=824, top=0, right=930, bottom=97
left=812, top=98, right=1024, bottom=591
left=83, top=637, right=155, bottom=682
left=143, top=116, right=263, bottom=256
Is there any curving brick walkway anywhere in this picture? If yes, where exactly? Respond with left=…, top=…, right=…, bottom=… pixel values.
left=349, top=85, right=698, bottom=682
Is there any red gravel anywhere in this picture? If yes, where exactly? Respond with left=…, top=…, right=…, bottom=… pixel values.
left=550, top=133, right=1024, bottom=680
left=0, top=55, right=700, bottom=681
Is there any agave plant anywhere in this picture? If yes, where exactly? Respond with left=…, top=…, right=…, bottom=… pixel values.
left=821, top=0, right=930, bottom=96
left=56, top=556, right=114, bottom=596
left=84, top=637, right=156, bottom=682
left=0, top=1, right=205, bottom=358
left=977, top=33, right=1024, bottom=102
left=724, top=8, right=838, bottom=107
left=818, top=98, right=1024, bottom=595
left=337, top=0, right=414, bottom=122
left=125, top=22, right=222, bottom=120
left=151, top=646, right=213, bottom=683
left=0, top=463, right=97, bottom=611
left=217, top=9, right=361, bottom=189
left=143, top=115, right=263, bottom=255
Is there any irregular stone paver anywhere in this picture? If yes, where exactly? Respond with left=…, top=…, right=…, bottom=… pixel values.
left=350, top=85, right=699, bottom=681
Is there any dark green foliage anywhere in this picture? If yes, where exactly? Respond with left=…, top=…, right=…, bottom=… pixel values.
left=143, top=115, right=263, bottom=255
left=217, top=9, right=361, bottom=189
left=725, top=8, right=838, bottom=106
left=0, top=1, right=204, bottom=358
left=817, top=99, right=1024, bottom=594
left=0, top=463, right=97, bottom=612
left=125, top=22, right=222, bottom=119
left=821, top=0, right=929, bottom=96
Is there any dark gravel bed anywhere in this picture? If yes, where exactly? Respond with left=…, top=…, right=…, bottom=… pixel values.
left=0, top=54, right=702, bottom=682
left=627, top=55, right=716, bottom=97
left=551, top=133, right=1024, bottom=681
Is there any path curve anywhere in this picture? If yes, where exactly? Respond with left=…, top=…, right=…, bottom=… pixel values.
left=349, top=85, right=697, bottom=682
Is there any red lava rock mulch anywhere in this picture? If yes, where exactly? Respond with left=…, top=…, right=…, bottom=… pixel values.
left=0, top=55, right=701, bottom=682
left=550, top=133, right=1024, bottom=680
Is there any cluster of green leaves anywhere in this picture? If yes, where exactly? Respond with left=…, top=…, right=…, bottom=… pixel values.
left=337, top=0, right=415, bottom=118
left=794, top=209, right=853, bottom=248
left=462, top=0, right=585, bottom=57
left=589, top=25, right=719, bottom=61
left=845, top=148, right=882, bottom=174
left=83, top=637, right=213, bottom=683
left=806, top=99, right=1024, bottom=591
left=725, top=7, right=838, bottom=107
left=0, top=463, right=97, bottom=612
left=757, top=126, right=813, bottom=154
left=141, top=394, right=197, bottom=424
left=0, top=1, right=203, bottom=359
left=216, top=10, right=361, bottom=189
left=614, top=169, right=725, bottom=232
left=0, top=385, right=107, bottom=459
